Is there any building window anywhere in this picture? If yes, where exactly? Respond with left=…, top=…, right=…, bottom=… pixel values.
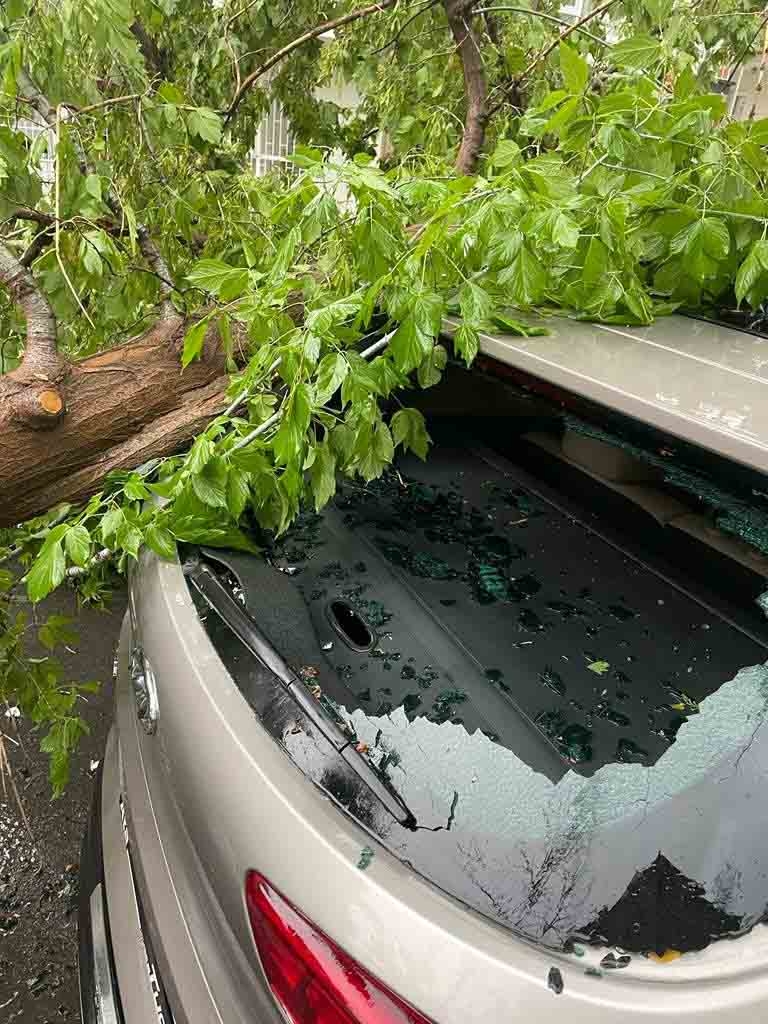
left=560, top=0, right=589, bottom=17
left=249, top=97, right=295, bottom=177
left=15, top=116, right=55, bottom=188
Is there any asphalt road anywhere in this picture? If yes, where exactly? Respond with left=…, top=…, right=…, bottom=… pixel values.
left=0, top=582, right=127, bottom=1024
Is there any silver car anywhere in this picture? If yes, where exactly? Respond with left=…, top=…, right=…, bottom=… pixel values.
left=79, top=314, right=768, bottom=1024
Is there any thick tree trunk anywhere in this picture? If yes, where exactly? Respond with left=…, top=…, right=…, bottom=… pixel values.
left=0, top=316, right=229, bottom=527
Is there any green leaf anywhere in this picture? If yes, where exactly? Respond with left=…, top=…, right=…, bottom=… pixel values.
left=552, top=212, right=580, bottom=249
left=38, top=614, right=78, bottom=651
left=454, top=323, right=479, bottom=366
left=391, top=408, right=430, bottom=461
left=504, top=43, right=526, bottom=75
left=358, top=275, right=387, bottom=328
left=583, top=237, right=610, bottom=286
left=117, top=524, right=143, bottom=560
left=309, top=442, right=337, bottom=510
left=288, top=145, right=323, bottom=168
left=459, top=281, right=493, bottom=324
left=357, top=421, right=394, bottom=481
left=187, top=260, right=248, bottom=300
left=488, top=229, right=523, bottom=268
left=80, top=235, right=103, bottom=276
left=273, top=384, right=312, bottom=465
left=100, top=507, right=124, bottom=544
left=489, top=138, right=521, bottom=169
left=226, top=466, right=250, bottom=519
left=341, top=352, right=382, bottom=404
left=187, top=436, right=214, bottom=474
left=27, top=541, right=66, bottom=602
left=642, top=0, right=673, bottom=23
left=390, top=315, right=432, bottom=373
left=735, top=240, right=768, bottom=305
left=412, top=291, right=444, bottom=337
left=417, top=344, right=448, bottom=388
left=670, top=218, right=729, bottom=281
left=499, top=246, right=546, bottom=305
left=191, top=456, right=229, bottom=508
left=181, top=318, right=210, bottom=368
left=5, top=0, right=26, bottom=22
left=144, top=523, right=177, bottom=560
left=36, top=523, right=70, bottom=553
left=611, top=34, right=662, bottom=70
left=587, top=659, right=610, bottom=675
left=84, top=173, right=102, bottom=200
left=542, top=96, right=580, bottom=137
left=559, top=42, right=589, bottom=94
left=491, top=314, right=548, bottom=337
left=124, top=475, right=150, bottom=501
left=64, top=525, right=91, bottom=567
left=315, top=352, right=349, bottom=405
left=270, top=226, right=300, bottom=282
left=700, top=218, right=730, bottom=260
left=186, top=107, right=222, bottom=144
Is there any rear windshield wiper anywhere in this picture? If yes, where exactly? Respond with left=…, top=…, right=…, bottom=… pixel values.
left=185, top=558, right=417, bottom=829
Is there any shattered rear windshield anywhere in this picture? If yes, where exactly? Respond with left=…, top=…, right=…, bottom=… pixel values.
left=194, top=431, right=768, bottom=962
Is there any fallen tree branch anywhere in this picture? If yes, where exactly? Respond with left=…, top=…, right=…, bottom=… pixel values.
left=0, top=241, right=63, bottom=425
left=0, top=315, right=227, bottom=524
left=444, top=0, right=488, bottom=175
left=225, top=0, right=401, bottom=125
left=13, top=376, right=231, bottom=521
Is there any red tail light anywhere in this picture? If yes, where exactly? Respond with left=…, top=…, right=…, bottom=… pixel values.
left=245, top=871, right=434, bottom=1024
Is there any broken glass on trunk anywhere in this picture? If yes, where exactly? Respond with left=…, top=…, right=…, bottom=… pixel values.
left=188, top=430, right=768, bottom=960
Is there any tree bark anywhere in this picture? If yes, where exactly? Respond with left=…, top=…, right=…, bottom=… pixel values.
left=444, top=0, right=488, bottom=176
left=0, top=317, right=228, bottom=528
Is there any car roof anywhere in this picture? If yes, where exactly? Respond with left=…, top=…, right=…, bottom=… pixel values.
left=445, top=314, right=768, bottom=475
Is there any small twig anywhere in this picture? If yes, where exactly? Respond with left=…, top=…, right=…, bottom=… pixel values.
left=65, top=93, right=143, bottom=117
left=225, top=0, right=263, bottom=31
left=231, top=330, right=394, bottom=452
left=231, top=408, right=282, bottom=451
left=137, top=229, right=176, bottom=318
left=727, top=9, right=768, bottom=84
left=0, top=732, right=33, bottom=840
left=517, top=0, right=620, bottom=82
left=54, top=105, right=95, bottom=328
left=475, top=6, right=607, bottom=45
left=225, top=0, right=400, bottom=125
left=370, top=0, right=440, bottom=54
left=223, top=355, right=282, bottom=418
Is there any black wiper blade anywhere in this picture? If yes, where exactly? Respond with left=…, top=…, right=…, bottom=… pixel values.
left=185, top=559, right=417, bottom=829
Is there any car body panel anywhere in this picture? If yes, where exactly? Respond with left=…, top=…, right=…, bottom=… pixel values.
left=92, top=545, right=768, bottom=1023
left=77, top=312, right=768, bottom=1022
left=447, top=314, right=768, bottom=473
left=115, top=610, right=282, bottom=1024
